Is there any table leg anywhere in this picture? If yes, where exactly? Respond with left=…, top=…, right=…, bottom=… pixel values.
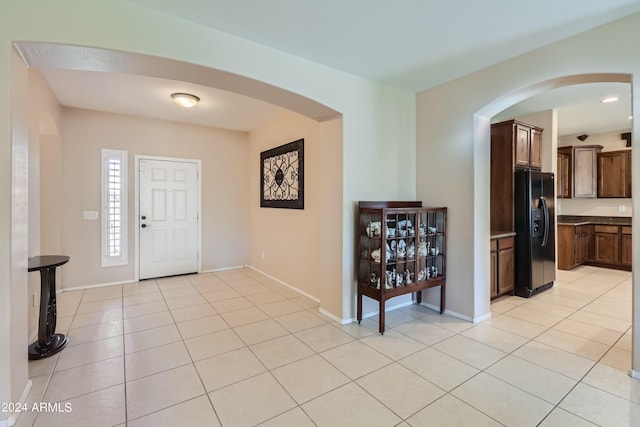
left=29, top=266, right=67, bottom=360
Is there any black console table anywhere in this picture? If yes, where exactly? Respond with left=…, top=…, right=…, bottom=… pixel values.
left=28, top=255, right=70, bottom=360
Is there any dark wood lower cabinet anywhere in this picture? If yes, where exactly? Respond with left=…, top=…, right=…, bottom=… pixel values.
left=594, top=225, right=619, bottom=265
left=490, top=235, right=515, bottom=299
left=559, top=223, right=630, bottom=271
left=558, top=224, right=590, bottom=270
left=621, top=226, right=632, bottom=267
left=490, top=241, right=498, bottom=298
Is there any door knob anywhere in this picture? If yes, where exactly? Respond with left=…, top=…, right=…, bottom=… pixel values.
left=141, top=215, right=147, bottom=220
left=141, top=224, right=149, bottom=228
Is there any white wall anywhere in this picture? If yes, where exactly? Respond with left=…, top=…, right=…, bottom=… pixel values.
left=1, top=48, right=30, bottom=427
left=558, top=129, right=633, bottom=217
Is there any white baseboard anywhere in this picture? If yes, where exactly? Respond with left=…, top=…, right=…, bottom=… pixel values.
left=200, top=265, right=248, bottom=273
left=4, top=379, right=32, bottom=427
left=419, top=301, right=481, bottom=323
left=59, top=265, right=248, bottom=292
left=247, top=266, right=320, bottom=303
left=319, top=308, right=345, bottom=324
left=473, top=311, right=492, bottom=323
left=630, top=369, right=640, bottom=380
left=61, top=279, right=137, bottom=292
left=342, top=300, right=415, bottom=325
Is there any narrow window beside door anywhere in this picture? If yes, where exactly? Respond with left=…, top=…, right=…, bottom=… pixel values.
left=102, top=149, right=128, bottom=267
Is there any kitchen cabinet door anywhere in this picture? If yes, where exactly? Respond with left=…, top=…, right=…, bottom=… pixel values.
left=529, top=128, right=542, bottom=170
left=497, top=246, right=515, bottom=295
left=557, top=224, right=576, bottom=270
left=573, top=146, right=601, bottom=198
left=598, top=150, right=631, bottom=198
left=621, top=226, right=632, bottom=267
left=514, top=124, right=531, bottom=168
left=557, top=150, right=571, bottom=198
left=490, top=242, right=498, bottom=298
left=594, top=226, right=619, bottom=265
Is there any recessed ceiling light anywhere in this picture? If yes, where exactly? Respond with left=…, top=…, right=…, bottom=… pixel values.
left=601, top=97, right=619, bottom=103
left=171, top=92, right=200, bottom=108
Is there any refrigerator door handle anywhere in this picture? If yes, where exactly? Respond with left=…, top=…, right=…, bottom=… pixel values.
left=540, top=196, right=549, bottom=247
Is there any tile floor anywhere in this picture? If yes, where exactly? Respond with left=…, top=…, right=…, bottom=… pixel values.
left=16, top=265, right=639, bottom=426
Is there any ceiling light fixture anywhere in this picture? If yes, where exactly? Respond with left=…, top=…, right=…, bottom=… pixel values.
left=628, top=116, right=633, bottom=120
left=171, top=92, right=200, bottom=108
left=600, top=97, right=619, bottom=103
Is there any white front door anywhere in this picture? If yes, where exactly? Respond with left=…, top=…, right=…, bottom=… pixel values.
left=139, top=158, right=199, bottom=280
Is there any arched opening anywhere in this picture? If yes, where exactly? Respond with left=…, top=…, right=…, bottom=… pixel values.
left=474, top=72, right=637, bottom=376
left=16, top=42, right=346, bottom=323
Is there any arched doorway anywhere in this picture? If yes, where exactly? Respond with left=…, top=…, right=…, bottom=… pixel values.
left=474, top=73, right=638, bottom=379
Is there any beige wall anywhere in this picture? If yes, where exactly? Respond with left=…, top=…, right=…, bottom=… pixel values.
left=59, top=108, right=250, bottom=288
left=27, top=69, right=62, bottom=340
left=248, top=111, right=323, bottom=299
left=558, top=129, right=633, bottom=217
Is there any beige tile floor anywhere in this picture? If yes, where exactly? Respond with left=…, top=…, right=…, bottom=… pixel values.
left=16, top=265, right=639, bottom=426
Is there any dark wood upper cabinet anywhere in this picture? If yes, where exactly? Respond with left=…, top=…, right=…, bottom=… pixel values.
left=598, top=150, right=631, bottom=198
left=557, top=147, right=572, bottom=198
left=529, top=128, right=542, bottom=169
left=573, top=145, right=602, bottom=198
left=510, top=121, right=542, bottom=170
left=556, top=145, right=603, bottom=199
left=490, top=119, right=543, bottom=231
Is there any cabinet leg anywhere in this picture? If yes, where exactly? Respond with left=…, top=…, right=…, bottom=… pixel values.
left=357, top=292, right=362, bottom=324
left=440, top=285, right=445, bottom=314
left=416, top=290, right=422, bottom=304
left=379, top=299, right=385, bottom=334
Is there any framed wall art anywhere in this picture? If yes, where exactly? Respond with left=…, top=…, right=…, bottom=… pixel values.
left=260, top=138, right=304, bottom=209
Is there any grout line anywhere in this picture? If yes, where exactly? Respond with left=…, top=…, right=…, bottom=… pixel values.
left=31, top=267, right=634, bottom=426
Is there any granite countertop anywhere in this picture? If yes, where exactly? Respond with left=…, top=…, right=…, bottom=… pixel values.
left=490, top=230, right=516, bottom=239
left=557, top=215, right=632, bottom=226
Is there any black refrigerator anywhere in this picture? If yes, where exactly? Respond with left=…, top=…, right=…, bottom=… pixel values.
left=514, top=169, right=556, bottom=297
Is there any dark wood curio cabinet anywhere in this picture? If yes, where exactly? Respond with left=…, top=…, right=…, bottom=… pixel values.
left=357, top=201, right=446, bottom=334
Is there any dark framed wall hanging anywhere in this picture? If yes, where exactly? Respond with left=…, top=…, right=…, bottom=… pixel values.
left=260, top=138, right=304, bottom=209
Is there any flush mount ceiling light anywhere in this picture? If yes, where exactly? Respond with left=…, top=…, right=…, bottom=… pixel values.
left=171, top=92, right=200, bottom=108
left=600, top=96, right=619, bottom=103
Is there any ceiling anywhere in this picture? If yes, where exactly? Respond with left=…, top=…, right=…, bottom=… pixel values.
left=494, top=82, right=633, bottom=137
left=129, top=0, right=640, bottom=92
left=40, top=69, right=288, bottom=132
left=35, top=0, right=640, bottom=134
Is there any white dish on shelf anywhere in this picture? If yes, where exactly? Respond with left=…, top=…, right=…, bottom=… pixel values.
left=366, top=221, right=381, bottom=237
